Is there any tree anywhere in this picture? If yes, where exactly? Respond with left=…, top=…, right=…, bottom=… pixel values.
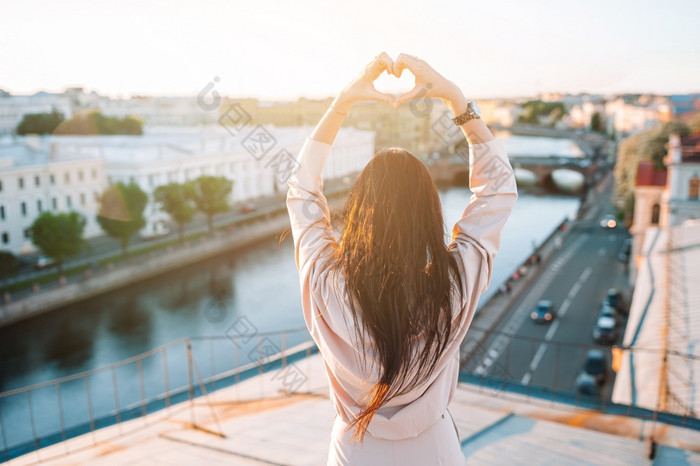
left=16, top=110, right=65, bottom=135
left=96, top=182, right=148, bottom=257
left=154, top=183, right=196, bottom=241
left=191, top=176, right=233, bottom=234
left=54, top=110, right=143, bottom=135
left=590, top=112, right=603, bottom=133
left=0, top=251, right=19, bottom=290
left=688, top=112, right=700, bottom=135
left=30, top=212, right=86, bottom=274
left=613, top=120, right=690, bottom=218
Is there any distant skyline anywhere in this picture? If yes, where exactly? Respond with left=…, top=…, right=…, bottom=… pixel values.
left=2, top=0, right=699, bottom=100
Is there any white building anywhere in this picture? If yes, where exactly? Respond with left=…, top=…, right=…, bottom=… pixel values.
left=0, top=127, right=375, bottom=254
left=0, top=137, right=107, bottom=255
left=604, top=97, right=668, bottom=137
left=96, top=96, right=219, bottom=127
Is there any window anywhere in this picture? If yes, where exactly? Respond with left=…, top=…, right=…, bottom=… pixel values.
left=78, top=170, right=84, bottom=182
left=37, top=199, right=42, bottom=212
left=80, top=193, right=86, bottom=206
left=2, top=232, right=8, bottom=244
left=0, top=205, right=4, bottom=220
left=50, top=174, right=55, bottom=185
left=35, top=175, right=40, bottom=187
left=690, top=176, right=699, bottom=200
left=21, top=202, right=26, bottom=217
left=52, top=197, right=57, bottom=210
left=18, top=177, right=24, bottom=189
left=0, top=180, right=3, bottom=191
left=24, top=228, right=31, bottom=239
left=64, top=172, right=70, bottom=184
left=66, top=195, right=72, bottom=208
left=651, top=203, right=660, bottom=225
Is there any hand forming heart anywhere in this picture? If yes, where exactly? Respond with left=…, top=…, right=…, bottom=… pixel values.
left=334, top=52, right=464, bottom=113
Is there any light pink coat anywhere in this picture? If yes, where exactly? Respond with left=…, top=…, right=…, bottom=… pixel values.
left=286, top=136, right=518, bottom=465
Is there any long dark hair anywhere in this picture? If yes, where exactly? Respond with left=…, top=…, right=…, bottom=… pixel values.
left=330, top=147, right=464, bottom=443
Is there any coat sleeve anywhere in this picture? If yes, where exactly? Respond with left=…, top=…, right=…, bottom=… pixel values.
left=286, top=137, right=345, bottom=337
left=448, top=137, right=518, bottom=306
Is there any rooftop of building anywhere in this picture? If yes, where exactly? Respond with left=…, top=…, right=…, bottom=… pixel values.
left=0, top=126, right=374, bottom=169
left=9, top=347, right=700, bottom=466
left=636, top=161, right=668, bottom=188
left=613, top=220, right=700, bottom=418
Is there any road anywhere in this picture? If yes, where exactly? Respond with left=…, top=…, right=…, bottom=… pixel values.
left=464, top=181, right=631, bottom=399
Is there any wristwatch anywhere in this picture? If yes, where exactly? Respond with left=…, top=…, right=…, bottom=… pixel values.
left=452, top=101, right=481, bottom=126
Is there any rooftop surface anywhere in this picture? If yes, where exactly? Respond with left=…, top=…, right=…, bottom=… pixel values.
left=11, top=352, right=700, bottom=465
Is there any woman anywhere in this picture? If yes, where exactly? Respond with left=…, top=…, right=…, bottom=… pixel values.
left=286, top=52, right=518, bottom=465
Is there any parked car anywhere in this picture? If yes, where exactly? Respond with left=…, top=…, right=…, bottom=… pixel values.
left=139, top=221, right=170, bottom=240
left=530, top=300, right=555, bottom=324
left=240, top=203, right=257, bottom=214
left=618, top=238, right=632, bottom=262
left=575, top=372, right=601, bottom=397
left=582, top=349, right=608, bottom=385
left=604, top=288, right=624, bottom=313
left=599, top=303, right=620, bottom=323
left=599, top=214, right=617, bottom=229
left=34, top=254, right=56, bottom=270
left=593, top=316, right=618, bottom=344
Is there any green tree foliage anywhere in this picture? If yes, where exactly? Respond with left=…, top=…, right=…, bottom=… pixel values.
left=0, top=251, right=19, bottom=288
left=614, top=120, right=690, bottom=218
left=16, top=110, right=65, bottom=135
left=30, top=211, right=86, bottom=273
left=154, top=183, right=196, bottom=241
left=96, top=182, right=148, bottom=257
left=191, top=176, right=233, bottom=234
left=590, top=112, right=603, bottom=133
left=688, top=112, right=700, bottom=135
left=518, top=100, right=567, bottom=125
left=55, top=110, right=143, bottom=135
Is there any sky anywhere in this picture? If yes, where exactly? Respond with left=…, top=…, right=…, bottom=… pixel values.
left=1, top=0, right=699, bottom=100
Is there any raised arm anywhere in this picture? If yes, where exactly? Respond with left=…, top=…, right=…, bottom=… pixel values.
left=393, top=53, right=518, bottom=299
left=286, top=53, right=395, bottom=274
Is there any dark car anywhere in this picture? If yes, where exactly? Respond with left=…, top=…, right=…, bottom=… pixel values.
left=582, top=349, right=608, bottom=385
left=593, top=316, right=618, bottom=344
left=604, top=288, right=624, bottom=314
left=530, top=300, right=555, bottom=324
left=575, top=372, right=601, bottom=397
left=618, top=239, right=632, bottom=263
left=599, top=303, right=620, bottom=323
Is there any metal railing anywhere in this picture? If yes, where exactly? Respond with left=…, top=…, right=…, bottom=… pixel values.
left=3, top=323, right=700, bottom=463
left=0, top=327, right=314, bottom=463
left=459, top=324, right=700, bottom=431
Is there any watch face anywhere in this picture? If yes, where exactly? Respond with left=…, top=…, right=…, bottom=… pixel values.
left=470, top=101, right=481, bottom=116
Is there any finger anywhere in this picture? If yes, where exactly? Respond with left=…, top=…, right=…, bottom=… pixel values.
left=371, top=54, right=394, bottom=79
left=367, top=88, right=394, bottom=105
left=394, top=53, right=422, bottom=75
left=394, top=85, right=422, bottom=106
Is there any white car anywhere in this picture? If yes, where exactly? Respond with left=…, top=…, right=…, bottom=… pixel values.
left=139, top=221, right=170, bottom=240
left=34, top=254, right=56, bottom=270
left=599, top=214, right=617, bottom=229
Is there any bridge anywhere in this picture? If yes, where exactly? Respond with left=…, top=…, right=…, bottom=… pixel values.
left=426, top=123, right=603, bottom=192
